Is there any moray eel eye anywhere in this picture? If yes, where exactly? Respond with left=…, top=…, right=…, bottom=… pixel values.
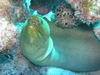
left=29, top=20, right=37, bottom=26
left=28, top=16, right=39, bottom=26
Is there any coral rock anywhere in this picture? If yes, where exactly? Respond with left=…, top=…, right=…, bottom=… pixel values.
left=55, top=4, right=79, bottom=28
left=94, top=27, right=100, bottom=40
left=0, top=19, right=17, bottom=54
left=66, top=0, right=100, bottom=25
left=37, top=7, right=50, bottom=15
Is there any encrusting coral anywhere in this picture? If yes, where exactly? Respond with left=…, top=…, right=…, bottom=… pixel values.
left=0, top=0, right=31, bottom=54
left=0, top=0, right=15, bottom=23
left=55, top=3, right=80, bottom=28
left=65, top=0, right=100, bottom=25
left=0, top=19, right=17, bottom=54
left=0, top=0, right=29, bottom=23
left=0, top=0, right=17, bottom=54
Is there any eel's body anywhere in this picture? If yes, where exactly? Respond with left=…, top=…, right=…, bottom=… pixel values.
left=20, top=16, right=100, bottom=72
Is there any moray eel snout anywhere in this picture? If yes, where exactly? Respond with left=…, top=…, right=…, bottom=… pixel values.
left=25, top=16, right=50, bottom=43
left=28, top=16, right=48, bottom=38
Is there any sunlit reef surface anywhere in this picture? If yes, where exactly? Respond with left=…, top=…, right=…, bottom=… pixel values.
left=0, top=0, right=100, bottom=75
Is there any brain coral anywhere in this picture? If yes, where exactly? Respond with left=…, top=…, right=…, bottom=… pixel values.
left=0, top=19, right=17, bottom=54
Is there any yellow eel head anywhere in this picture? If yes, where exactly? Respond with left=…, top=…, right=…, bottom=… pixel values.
left=20, top=16, right=52, bottom=62
left=21, top=16, right=50, bottom=45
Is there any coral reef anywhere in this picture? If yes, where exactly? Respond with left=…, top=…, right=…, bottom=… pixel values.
left=0, top=0, right=15, bottom=23
left=0, top=19, right=17, bottom=54
left=94, top=27, right=100, bottom=40
left=0, top=0, right=19, bottom=54
left=93, top=21, right=100, bottom=40
left=12, top=0, right=30, bottom=22
left=37, top=7, right=50, bottom=15
left=0, top=0, right=32, bottom=54
left=65, top=0, right=100, bottom=25
left=0, top=0, right=30, bottom=23
left=55, top=3, right=80, bottom=28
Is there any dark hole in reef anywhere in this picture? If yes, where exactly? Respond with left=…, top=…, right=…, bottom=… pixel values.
left=78, top=23, right=92, bottom=31
left=63, top=13, right=66, bottom=17
left=61, top=10, right=63, bottom=12
left=60, top=15, right=62, bottom=17
left=56, top=13, right=59, bottom=16
left=69, top=14, right=73, bottom=18
left=65, top=23, right=68, bottom=25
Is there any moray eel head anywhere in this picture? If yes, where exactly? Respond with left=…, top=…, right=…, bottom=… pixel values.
left=22, top=16, right=50, bottom=44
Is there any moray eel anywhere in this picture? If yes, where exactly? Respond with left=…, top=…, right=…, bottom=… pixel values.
left=20, top=16, right=100, bottom=72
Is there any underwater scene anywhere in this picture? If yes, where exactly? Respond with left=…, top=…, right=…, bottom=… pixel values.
left=0, top=0, right=100, bottom=75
